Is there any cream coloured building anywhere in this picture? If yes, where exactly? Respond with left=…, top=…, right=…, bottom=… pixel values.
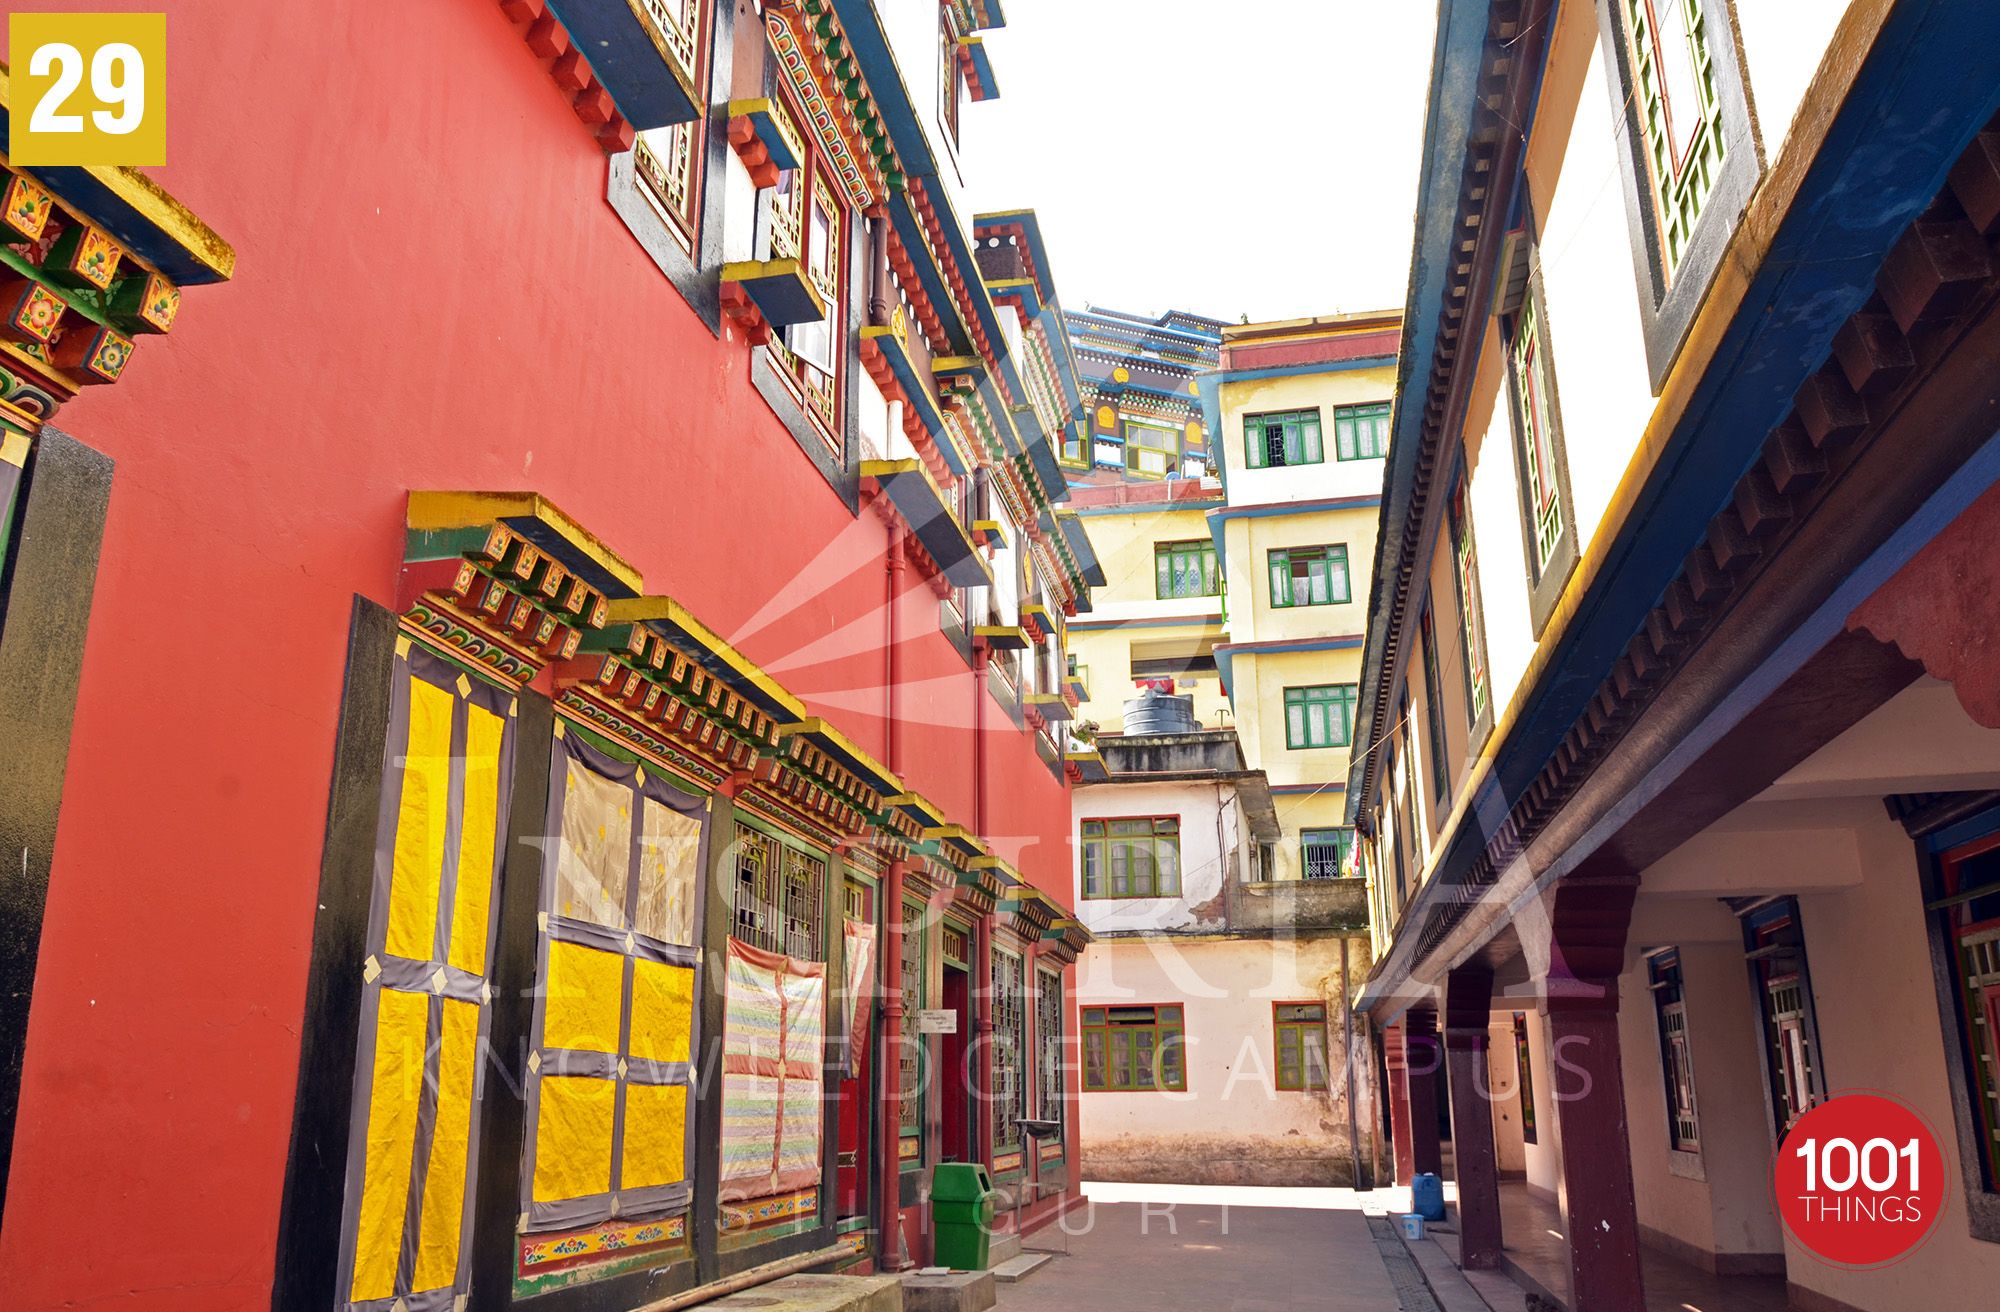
left=1064, top=310, right=1400, bottom=1186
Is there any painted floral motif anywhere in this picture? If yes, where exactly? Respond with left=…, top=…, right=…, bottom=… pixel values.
left=2, top=175, right=54, bottom=242
left=64, top=228, right=124, bottom=292
left=142, top=276, right=181, bottom=332
left=11, top=285, right=65, bottom=343
left=86, top=330, right=134, bottom=382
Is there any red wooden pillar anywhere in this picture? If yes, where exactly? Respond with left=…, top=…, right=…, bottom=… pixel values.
left=1384, top=1024, right=1416, bottom=1185
left=1405, top=1008, right=1444, bottom=1179
left=1444, top=969, right=1502, bottom=1270
left=1546, top=873, right=1646, bottom=1312
left=877, top=857, right=910, bottom=1270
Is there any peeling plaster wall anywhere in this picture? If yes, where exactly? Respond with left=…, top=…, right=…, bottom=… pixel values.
left=1073, top=779, right=1242, bottom=935
left=1075, top=937, right=1371, bottom=1186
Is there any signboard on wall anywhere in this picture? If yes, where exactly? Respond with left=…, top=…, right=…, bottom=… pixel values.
left=913, top=1009, right=958, bottom=1034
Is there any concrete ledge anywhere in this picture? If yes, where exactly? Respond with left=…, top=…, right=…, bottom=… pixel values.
left=899, top=1269, right=994, bottom=1312
left=710, top=1273, right=903, bottom=1312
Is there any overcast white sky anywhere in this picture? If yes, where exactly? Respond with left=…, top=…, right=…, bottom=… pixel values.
left=961, top=0, right=1439, bottom=326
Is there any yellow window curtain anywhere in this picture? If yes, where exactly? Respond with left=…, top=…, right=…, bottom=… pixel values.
left=339, top=640, right=518, bottom=1309
left=519, top=725, right=707, bottom=1253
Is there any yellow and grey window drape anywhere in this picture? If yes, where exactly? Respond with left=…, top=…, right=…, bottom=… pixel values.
left=337, top=640, right=518, bottom=1312
left=521, top=726, right=705, bottom=1231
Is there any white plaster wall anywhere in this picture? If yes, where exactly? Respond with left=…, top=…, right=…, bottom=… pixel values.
left=1072, top=779, right=1240, bottom=935
left=1532, top=31, right=1658, bottom=568
left=1462, top=325, right=1536, bottom=729
left=876, top=0, right=973, bottom=211
left=1783, top=814, right=2000, bottom=1309
left=1076, top=937, right=1367, bottom=1173
left=1516, top=1005, right=1564, bottom=1198
left=1734, top=0, right=1855, bottom=157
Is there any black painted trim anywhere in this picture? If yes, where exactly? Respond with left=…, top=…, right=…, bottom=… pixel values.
left=1594, top=0, right=1764, bottom=393
left=0, top=425, right=112, bottom=1229
left=603, top=0, right=738, bottom=337
left=271, top=598, right=401, bottom=1311
left=1500, top=264, right=1581, bottom=639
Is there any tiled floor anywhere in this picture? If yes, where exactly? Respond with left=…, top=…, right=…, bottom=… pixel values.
left=1489, top=1182, right=1786, bottom=1312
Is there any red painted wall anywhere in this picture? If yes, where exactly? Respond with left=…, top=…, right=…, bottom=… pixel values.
left=0, top=3, right=1073, bottom=1307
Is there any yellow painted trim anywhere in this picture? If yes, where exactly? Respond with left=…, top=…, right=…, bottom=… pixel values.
left=885, top=792, right=948, bottom=825
left=774, top=717, right=902, bottom=794
left=605, top=594, right=807, bottom=718
left=407, top=491, right=644, bottom=594
left=720, top=259, right=826, bottom=319
left=968, top=853, right=1021, bottom=884
left=922, top=823, right=987, bottom=856
left=0, top=68, right=235, bottom=282
left=1, top=430, right=30, bottom=466
left=1374, top=0, right=1903, bottom=970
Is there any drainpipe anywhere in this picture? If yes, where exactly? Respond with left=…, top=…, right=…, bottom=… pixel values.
left=878, top=856, right=909, bottom=1270
left=972, top=644, right=996, bottom=1182
left=886, top=531, right=904, bottom=772
left=1343, top=936, right=1365, bottom=1189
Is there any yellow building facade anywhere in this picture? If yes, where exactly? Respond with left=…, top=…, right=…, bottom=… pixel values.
left=1212, top=313, right=1401, bottom=883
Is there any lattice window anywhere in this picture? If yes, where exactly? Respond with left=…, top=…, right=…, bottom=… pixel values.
left=733, top=822, right=825, bottom=963
left=734, top=824, right=779, bottom=952
left=899, top=903, right=925, bottom=1155
left=1648, top=950, right=1700, bottom=1151
left=1510, top=290, right=1566, bottom=575
left=1301, top=828, right=1353, bottom=881
left=628, top=0, right=712, bottom=256
left=1244, top=409, right=1323, bottom=469
left=1037, top=969, right=1064, bottom=1122
left=1450, top=483, right=1489, bottom=726
left=1155, top=539, right=1220, bottom=599
left=1081, top=1004, right=1186, bottom=1092
left=993, top=950, right=1027, bottom=1149
left=1625, top=0, right=1727, bottom=274
left=782, top=846, right=825, bottom=962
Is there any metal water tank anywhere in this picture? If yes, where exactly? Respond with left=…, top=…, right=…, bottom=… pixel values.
left=1122, top=687, right=1198, bottom=735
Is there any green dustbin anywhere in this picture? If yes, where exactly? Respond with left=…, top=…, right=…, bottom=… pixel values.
left=931, top=1162, right=998, bottom=1270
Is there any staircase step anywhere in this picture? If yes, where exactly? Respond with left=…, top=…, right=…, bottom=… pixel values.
left=989, top=1253, right=1053, bottom=1284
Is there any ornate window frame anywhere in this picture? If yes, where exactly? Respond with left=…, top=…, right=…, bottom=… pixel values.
left=1501, top=265, right=1579, bottom=637
left=1595, top=0, right=1762, bottom=391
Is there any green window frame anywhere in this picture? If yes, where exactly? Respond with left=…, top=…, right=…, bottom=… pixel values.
left=1080, top=817, right=1182, bottom=898
left=1333, top=401, right=1391, bottom=461
left=1284, top=684, right=1357, bottom=750
left=1274, top=1003, right=1329, bottom=1091
left=1449, top=483, right=1490, bottom=729
left=1513, top=1012, right=1538, bottom=1144
left=1625, top=0, right=1727, bottom=275
left=1155, top=539, right=1221, bottom=599
left=1268, top=544, right=1349, bottom=608
left=1124, top=422, right=1179, bottom=478
left=1244, top=409, right=1323, bottom=469
left=1300, top=828, right=1353, bottom=881
left=1081, top=1004, right=1187, bottom=1092
left=1510, top=292, right=1566, bottom=575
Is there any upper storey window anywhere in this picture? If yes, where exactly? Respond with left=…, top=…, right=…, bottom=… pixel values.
left=1245, top=409, right=1323, bottom=469
left=1333, top=402, right=1391, bottom=461
left=1627, top=0, right=1726, bottom=275
left=1503, top=269, right=1578, bottom=635
left=1600, top=0, right=1760, bottom=389
left=938, top=10, right=964, bottom=156
left=1125, top=421, right=1180, bottom=478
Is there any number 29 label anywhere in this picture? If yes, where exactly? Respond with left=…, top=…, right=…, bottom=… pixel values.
left=10, top=13, right=166, bottom=167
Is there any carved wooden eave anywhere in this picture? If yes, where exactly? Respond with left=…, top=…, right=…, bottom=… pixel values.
left=0, top=71, right=233, bottom=435
left=1350, top=0, right=1551, bottom=816
left=1394, top=105, right=2000, bottom=975
left=400, top=492, right=637, bottom=689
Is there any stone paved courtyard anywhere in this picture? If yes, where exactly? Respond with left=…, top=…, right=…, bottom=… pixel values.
left=994, top=1184, right=1424, bottom=1312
